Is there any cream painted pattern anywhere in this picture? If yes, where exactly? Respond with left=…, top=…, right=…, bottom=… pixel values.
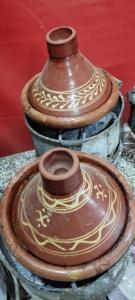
left=36, top=208, right=50, bottom=228
left=37, top=170, right=92, bottom=214
left=32, top=69, right=107, bottom=111
left=94, top=184, right=108, bottom=201
left=19, top=167, right=121, bottom=256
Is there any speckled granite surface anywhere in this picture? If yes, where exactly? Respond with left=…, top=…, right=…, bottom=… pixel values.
left=0, top=150, right=35, bottom=195
left=0, top=124, right=135, bottom=300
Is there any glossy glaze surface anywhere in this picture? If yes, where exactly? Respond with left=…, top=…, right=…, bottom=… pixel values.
left=29, top=27, right=112, bottom=117
left=21, top=26, right=119, bottom=128
left=1, top=150, right=135, bottom=281
left=11, top=148, right=126, bottom=266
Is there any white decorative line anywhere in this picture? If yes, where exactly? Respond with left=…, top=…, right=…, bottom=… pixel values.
left=32, top=69, right=107, bottom=111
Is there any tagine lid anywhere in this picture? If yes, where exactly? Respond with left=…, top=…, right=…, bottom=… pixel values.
left=21, top=26, right=119, bottom=128
left=6, top=147, right=127, bottom=267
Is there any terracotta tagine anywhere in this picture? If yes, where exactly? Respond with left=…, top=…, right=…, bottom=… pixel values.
left=21, top=26, right=119, bottom=128
left=1, top=148, right=135, bottom=281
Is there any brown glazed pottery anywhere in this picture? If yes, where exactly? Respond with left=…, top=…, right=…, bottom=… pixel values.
left=21, top=26, right=119, bottom=128
left=1, top=148, right=135, bottom=281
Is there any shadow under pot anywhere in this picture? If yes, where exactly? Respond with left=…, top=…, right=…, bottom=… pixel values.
left=0, top=148, right=135, bottom=282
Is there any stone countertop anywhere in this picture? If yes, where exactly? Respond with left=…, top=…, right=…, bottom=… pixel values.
left=0, top=150, right=35, bottom=196
left=0, top=124, right=135, bottom=300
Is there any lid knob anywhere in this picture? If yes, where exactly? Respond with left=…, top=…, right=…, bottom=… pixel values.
left=39, top=148, right=83, bottom=195
left=46, top=26, right=78, bottom=58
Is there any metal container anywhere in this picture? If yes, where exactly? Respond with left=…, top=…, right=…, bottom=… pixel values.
left=0, top=235, right=128, bottom=300
left=25, top=95, right=124, bottom=159
left=127, top=86, right=135, bottom=133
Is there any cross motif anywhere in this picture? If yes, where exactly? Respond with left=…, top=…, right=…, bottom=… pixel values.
left=36, top=208, right=50, bottom=228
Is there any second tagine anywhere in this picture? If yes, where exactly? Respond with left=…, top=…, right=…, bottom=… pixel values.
left=8, top=148, right=126, bottom=266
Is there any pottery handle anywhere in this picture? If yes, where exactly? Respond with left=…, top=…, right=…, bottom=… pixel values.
left=58, top=133, right=86, bottom=147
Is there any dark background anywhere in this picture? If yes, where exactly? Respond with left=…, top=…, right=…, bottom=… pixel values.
left=0, top=0, right=135, bottom=156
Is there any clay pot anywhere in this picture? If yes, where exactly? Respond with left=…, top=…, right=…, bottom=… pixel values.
left=21, top=26, right=119, bottom=128
left=1, top=148, right=135, bottom=281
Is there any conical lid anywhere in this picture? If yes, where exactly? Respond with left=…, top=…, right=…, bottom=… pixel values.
left=21, top=26, right=119, bottom=128
left=11, top=147, right=126, bottom=266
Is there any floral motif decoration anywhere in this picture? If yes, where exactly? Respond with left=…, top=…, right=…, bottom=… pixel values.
left=32, top=69, right=107, bottom=112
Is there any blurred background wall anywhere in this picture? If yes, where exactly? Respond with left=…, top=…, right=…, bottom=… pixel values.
left=0, top=0, right=135, bottom=156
